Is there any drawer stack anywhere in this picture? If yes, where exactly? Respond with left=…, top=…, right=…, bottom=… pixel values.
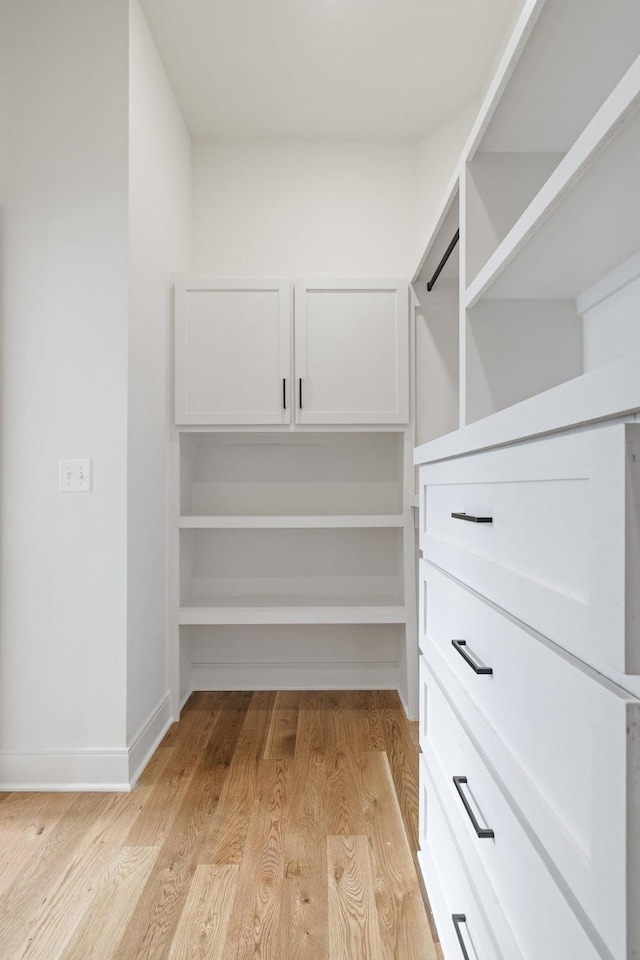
left=416, top=423, right=640, bottom=960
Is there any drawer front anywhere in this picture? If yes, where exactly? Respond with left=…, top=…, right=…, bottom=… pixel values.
left=418, top=423, right=640, bottom=674
left=418, top=756, right=506, bottom=960
left=422, top=662, right=604, bottom=960
left=419, top=560, right=638, bottom=960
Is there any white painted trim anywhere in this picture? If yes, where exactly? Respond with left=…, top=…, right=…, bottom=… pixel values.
left=0, top=693, right=174, bottom=791
left=191, top=660, right=398, bottom=691
left=397, top=686, right=411, bottom=720
left=127, top=692, right=173, bottom=787
left=176, top=424, right=407, bottom=435
left=577, top=249, right=640, bottom=315
left=464, top=0, right=546, bottom=162
left=0, top=748, right=130, bottom=792
left=180, top=686, right=194, bottom=711
left=412, top=178, right=460, bottom=283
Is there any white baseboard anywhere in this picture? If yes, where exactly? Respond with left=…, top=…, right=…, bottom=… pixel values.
left=191, top=660, right=399, bottom=691
left=397, top=687, right=411, bottom=720
left=0, top=748, right=130, bottom=791
left=180, top=686, right=194, bottom=710
left=127, top=692, right=173, bottom=788
left=0, top=692, right=174, bottom=792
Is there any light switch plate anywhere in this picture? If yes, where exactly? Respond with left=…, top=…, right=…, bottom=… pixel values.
left=59, top=459, right=92, bottom=492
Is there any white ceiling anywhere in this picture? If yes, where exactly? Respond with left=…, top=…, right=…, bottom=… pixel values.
left=139, top=0, right=521, bottom=140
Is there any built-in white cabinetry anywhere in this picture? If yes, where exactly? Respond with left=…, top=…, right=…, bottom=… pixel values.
left=419, top=425, right=640, bottom=675
left=174, top=279, right=291, bottom=425
left=175, top=278, right=409, bottom=426
left=413, top=3, right=640, bottom=959
left=294, top=280, right=409, bottom=424
left=172, top=280, right=417, bottom=717
left=417, top=425, right=640, bottom=960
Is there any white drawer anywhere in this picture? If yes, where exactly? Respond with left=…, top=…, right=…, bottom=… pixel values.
left=422, top=660, right=604, bottom=960
left=418, top=423, right=640, bottom=674
left=418, top=755, right=509, bottom=960
left=419, top=560, right=640, bottom=960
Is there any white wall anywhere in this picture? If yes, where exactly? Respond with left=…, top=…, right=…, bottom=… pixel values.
left=0, top=0, right=130, bottom=785
left=192, top=140, right=417, bottom=277
left=127, top=0, right=191, bottom=746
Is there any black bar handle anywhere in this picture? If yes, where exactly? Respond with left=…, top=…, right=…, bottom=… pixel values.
left=299, top=377, right=303, bottom=409
left=453, top=776, right=494, bottom=839
left=452, top=915, right=471, bottom=960
left=451, top=512, right=493, bottom=524
left=282, top=378, right=287, bottom=410
left=427, top=229, right=459, bottom=292
left=452, top=640, right=493, bottom=676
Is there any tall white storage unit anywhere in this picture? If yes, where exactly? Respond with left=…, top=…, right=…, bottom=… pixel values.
left=414, top=2, right=640, bottom=959
left=172, top=278, right=419, bottom=717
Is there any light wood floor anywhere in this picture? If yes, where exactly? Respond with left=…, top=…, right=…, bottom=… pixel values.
left=0, top=690, right=441, bottom=959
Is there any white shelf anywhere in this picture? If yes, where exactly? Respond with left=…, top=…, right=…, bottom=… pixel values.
left=466, top=54, right=640, bottom=306
left=179, top=601, right=407, bottom=626
left=474, top=0, right=640, bottom=155
left=179, top=514, right=406, bottom=529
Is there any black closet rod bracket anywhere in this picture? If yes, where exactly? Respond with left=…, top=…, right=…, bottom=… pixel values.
left=427, top=228, right=459, bottom=292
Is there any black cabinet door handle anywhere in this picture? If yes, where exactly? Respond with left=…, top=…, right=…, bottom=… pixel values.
left=453, top=776, right=494, bottom=839
left=299, top=377, right=303, bottom=409
left=452, top=640, right=493, bottom=676
left=452, top=915, right=472, bottom=960
left=451, top=512, right=493, bottom=524
left=282, top=378, right=287, bottom=410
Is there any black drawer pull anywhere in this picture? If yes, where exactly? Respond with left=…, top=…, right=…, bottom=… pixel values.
left=452, top=915, right=472, bottom=960
left=452, top=640, right=493, bottom=676
left=299, top=377, right=303, bottom=409
left=282, top=378, right=287, bottom=410
left=451, top=512, right=492, bottom=524
left=453, top=776, right=494, bottom=839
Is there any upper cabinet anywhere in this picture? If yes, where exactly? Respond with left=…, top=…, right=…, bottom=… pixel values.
left=295, top=280, right=409, bottom=425
left=174, top=279, right=291, bottom=425
left=175, top=277, right=409, bottom=426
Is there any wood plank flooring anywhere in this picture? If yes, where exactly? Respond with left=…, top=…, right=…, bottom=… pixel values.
left=0, top=690, right=439, bottom=959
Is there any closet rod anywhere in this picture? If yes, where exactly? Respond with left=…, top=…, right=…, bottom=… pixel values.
left=427, top=229, right=459, bottom=291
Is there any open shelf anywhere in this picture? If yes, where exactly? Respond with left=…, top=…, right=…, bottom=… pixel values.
left=479, top=0, right=640, bottom=155
left=467, top=56, right=640, bottom=306
left=180, top=431, right=404, bottom=517
left=462, top=56, right=640, bottom=424
left=465, top=0, right=640, bottom=286
left=180, top=623, right=404, bottom=692
left=465, top=299, right=583, bottom=424
left=179, top=602, right=407, bottom=626
left=180, top=527, right=404, bottom=615
left=179, top=514, right=405, bottom=529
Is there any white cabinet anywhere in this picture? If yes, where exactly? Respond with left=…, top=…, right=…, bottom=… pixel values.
left=420, top=661, right=605, bottom=960
left=174, top=279, right=291, bottom=425
left=412, top=5, right=640, bottom=959
left=295, top=280, right=409, bottom=424
left=419, top=561, right=640, bottom=960
left=175, top=277, right=409, bottom=426
left=419, top=424, right=640, bottom=675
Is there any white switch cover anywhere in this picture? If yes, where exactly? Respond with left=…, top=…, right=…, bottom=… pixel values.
left=59, top=459, right=92, bottom=492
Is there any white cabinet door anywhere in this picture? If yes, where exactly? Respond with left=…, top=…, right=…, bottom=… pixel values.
left=175, top=279, right=291, bottom=425
left=294, top=280, right=409, bottom=424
